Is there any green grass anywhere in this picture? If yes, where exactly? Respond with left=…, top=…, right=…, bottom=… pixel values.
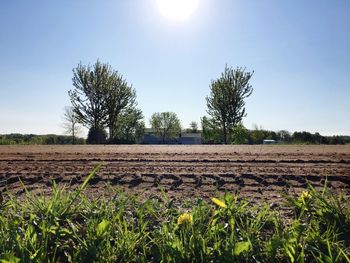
left=1, top=168, right=350, bottom=262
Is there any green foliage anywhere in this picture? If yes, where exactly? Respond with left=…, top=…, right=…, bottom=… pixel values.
left=249, top=125, right=275, bottom=144
left=200, top=124, right=350, bottom=145
left=277, top=130, right=292, bottom=143
left=231, top=123, right=249, bottom=144
left=201, top=116, right=222, bottom=144
left=86, top=127, right=107, bottom=144
left=293, top=131, right=320, bottom=144
left=69, top=60, right=112, bottom=130
left=189, top=121, right=199, bottom=133
left=69, top=60, right=142, bottom=144
left=112, top=107, right=145, bottom=144
left=292, top=131, right=349, bottom=145
left=206, top=65, right=253, bottom=144
left=0, top=134, right=85, bottom=145
left=1, top=172, right=350, bottom=262
left=103, top=72, right=138, bottom=142
left=278, top=185, right=350, bottom=262
left=150, top=112, right=182, bottom=143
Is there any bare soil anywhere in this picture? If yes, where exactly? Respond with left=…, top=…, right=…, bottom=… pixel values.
left=1, top=145, right=350, bottom=206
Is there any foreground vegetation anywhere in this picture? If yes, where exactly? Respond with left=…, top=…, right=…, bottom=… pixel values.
left=1, top=167, right=350, bottom=262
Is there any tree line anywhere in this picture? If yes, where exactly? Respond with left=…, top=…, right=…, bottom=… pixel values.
left=65, top=61, right=256, bottom=145
left=64, top=60, right=348, bottom=145
left=201, top=123, right=350, bottom=145
left=0, top=134, right=85, bottom=145
left=3, top=60, right=347, bottom=145
left=2, top=129, right=348, bottom=145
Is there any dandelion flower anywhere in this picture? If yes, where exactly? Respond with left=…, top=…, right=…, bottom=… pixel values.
left=300, top=191, right=311, bottom=200
left=211, top=197, right=227, bottom=208
left=177, top=212, right=193, bottom=226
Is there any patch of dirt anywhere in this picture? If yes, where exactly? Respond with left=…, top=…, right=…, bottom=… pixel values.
left=1, top=145, right=350, bottom=206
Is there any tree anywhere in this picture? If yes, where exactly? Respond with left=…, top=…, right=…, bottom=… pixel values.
left=105, top=73, right=137, bottom=141
left=150, top=112, right=181, bottom=143
left=69, top=61, right=110, bottom=132
left=206, top=65, right=253, bottom=144
left=69, top=60, right=138, bottom=143
left=113, top=107, right=145, bottom=143
left=277, top=130, right=291, bottom=143
left=201, top=116, right=221, bottom=144
left=250, top=124, right=268, bottom=144
left=189, top=121, right=199, bottom=133
left=292, top=131, right=315, bottom=144
left=231, top=123, right=249, bottom=144
left=87, top=127, right=107, bottom=144
left=62, top=106, right=81, bottom=144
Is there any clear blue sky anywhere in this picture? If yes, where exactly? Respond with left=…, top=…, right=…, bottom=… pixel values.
left=1, top=0, right=349, bottom=136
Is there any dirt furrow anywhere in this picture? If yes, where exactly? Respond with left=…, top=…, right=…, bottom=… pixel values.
left=1, top=145, right=350, bottom=204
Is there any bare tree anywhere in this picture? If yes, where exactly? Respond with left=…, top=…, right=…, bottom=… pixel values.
left=62, top=106, right=81, bottom=144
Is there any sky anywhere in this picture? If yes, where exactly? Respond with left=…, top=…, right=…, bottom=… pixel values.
left=0, top=0, right=349, bottom=136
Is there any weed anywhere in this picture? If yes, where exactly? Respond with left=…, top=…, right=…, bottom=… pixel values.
left=0, top=167, right=349, bottom=262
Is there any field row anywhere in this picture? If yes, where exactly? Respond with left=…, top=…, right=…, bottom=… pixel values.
left=1, top=145, right=350, bottom=205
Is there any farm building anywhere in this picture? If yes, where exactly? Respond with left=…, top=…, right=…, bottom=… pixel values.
left=263, top=139, right=277, bottom=144
left=142, top=129, right=175, bottom=144
left=142, top=129, right=202, bottom=144
left=179, top=133, right=202, bottom=144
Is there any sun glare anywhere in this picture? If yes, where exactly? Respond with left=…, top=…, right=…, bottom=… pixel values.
left=156, top=0, right=199, bottom=21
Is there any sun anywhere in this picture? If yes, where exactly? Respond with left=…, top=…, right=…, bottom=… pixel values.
left=156, top=0, right=199, bottom=21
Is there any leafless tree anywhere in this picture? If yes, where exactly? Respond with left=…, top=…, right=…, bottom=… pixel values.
left=62, top=106, right=81, bottom=144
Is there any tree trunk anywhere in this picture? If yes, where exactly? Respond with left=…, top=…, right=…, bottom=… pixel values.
left=223, top=123, right=228, bottom=144
left=109, top=124, right=114, bottom=143
left=72, top=123, right=75, bottom=145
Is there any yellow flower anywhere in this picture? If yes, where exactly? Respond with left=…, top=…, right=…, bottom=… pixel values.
left=300, top=191, right=311, bottom=200
left=177, top=212, right=193, bottom=226
left=211, top=197, right=227, bottom=208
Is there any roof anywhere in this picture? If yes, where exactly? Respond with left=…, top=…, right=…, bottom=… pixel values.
left=181, top=133, right=202, bottom=138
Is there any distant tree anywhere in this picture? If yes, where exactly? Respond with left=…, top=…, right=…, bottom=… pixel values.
left=329, top=135, right=345, bottom=145
left=292, top=131, right=315, bottom=144
left=62, top=106, right=81, bottom=144
left=87, top=127, right=107, bottom=144
left=277, top=130, right=292, bottom=143
left=290, top=131, right=329, bottom=144
left=69, top=61, right=110, bottom=133
left=105, top=73, right=137, bottom=141
left=314, top=132, right=327, bottom=144
left=249, top=124, right=268, bottom=144
left=150, top=112, right=181, bottom=143
left=113, top=107, right=145, bottom=143
left=201, top=116, right=221, bottom=144
left=189, top=121, right=198, bottom=133
left=266, top=131, right=278, bottom=140
left=69, top=60, right=138, bottom=144
left=206, top=65, right=253, bottom=144
left=0, top=133, right=85, bottom=145
left=231, top=123, right=249, bottom=144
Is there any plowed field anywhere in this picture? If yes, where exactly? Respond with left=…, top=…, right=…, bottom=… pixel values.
left=1, top=145, right=350, bottom=205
